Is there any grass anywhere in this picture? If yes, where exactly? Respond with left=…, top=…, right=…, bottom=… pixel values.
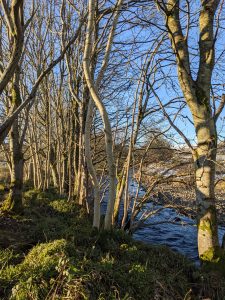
left=0, top=189, right=224, bottom=299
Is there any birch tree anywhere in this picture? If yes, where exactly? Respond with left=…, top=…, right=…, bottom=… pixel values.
left=83, top=0, right=123, bottom=229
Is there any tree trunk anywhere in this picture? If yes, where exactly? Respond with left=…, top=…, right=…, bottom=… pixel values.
left=193, top=110, right=219, bottom=259
left=113, top=169, right=126, bottom=223
left=162, top=0, right=222, bottom=262
left=83, top=0, right=123, bottom=229
left=6, top=115, right=23, bottom=213
left=49, top=147, right=59, bottom=188
left=7, top=141, right=24, bottom=213
left=85, top=100, right=101, bottom=228
left=4, top=70, right=24, bottom=213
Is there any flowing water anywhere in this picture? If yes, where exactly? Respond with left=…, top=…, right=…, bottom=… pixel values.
left=133, top=204, right=225, bottom=263
left=101, top=179, right=225, bottom=264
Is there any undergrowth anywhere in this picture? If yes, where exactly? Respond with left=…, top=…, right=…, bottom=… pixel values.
left=0, top=189, right=224, bottom=299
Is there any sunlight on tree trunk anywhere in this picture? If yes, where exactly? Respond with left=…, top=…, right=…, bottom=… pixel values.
left=158, top=0, right=222, bottom=262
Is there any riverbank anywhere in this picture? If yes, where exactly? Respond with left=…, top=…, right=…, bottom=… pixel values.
left=138, top=176, right=225, bottom=225
left=0, top=189, right=225, bottom=299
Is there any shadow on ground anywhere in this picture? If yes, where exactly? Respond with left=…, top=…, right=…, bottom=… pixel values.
left=0, top=189, right=224, bottom=299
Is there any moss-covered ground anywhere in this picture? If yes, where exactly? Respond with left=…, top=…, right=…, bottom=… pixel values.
left=0, top=189, right=224, bottom=299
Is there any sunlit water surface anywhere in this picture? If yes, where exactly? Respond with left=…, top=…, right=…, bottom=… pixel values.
left=101, top=180, right=225, bottom=263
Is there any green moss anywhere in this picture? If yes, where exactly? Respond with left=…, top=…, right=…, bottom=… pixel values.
left=0, top=249, right=20, bottom=269
left=198, top=205, right=218, bottom=236
left=200, top=247, right=220, bottom=263
left=1, top=192, right=23, bottom=214
left=116, top=172, right=125, bottom=192
left=23, top=188, right=64, bottom=207
left=23, top=189, right=39, bottom=205
left=11, top=88, right=17, bottom=105
left=198, top=218, right=212, bottom=233
left=0, top=191, right=224, bottom=299
left=0, top=240, right=67, bottom=299
left=11, top=87, right=22, bottom=107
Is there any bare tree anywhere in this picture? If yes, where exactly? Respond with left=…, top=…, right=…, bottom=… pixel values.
left=155, top=0, right=225, bottom=262
left=83, top=0, right=123, bottom=229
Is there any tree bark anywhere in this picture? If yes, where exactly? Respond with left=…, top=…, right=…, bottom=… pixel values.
left=83, top=0, right=123, bottom=230
left=194, top=110, right=219, bottom=258
left=5, top=71, right=23, bottom=213
left=162, top=0, right=221, bottom=261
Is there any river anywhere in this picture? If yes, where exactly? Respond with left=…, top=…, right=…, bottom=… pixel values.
left=101, top=179, right=225, bottom=264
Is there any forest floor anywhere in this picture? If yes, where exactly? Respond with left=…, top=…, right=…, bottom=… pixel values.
left=0, top=189, right=225, bottom=299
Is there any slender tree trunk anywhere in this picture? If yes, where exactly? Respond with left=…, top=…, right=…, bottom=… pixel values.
left=5, top=74, right=23, bottom=212
left=49, top=147, right=59, bottom=188
left=83, top=0, right=123, bottom=229
left=114, top=168, right=126, bottom=223
left=6, top=120, right=24, bottom=212
left=85, top=100, right=101, bottom=228
left=74, top=103, right=80, bottom=195
left=76, top=104, right=86, bottom=205
left=121, top=149, right=132, bottom=228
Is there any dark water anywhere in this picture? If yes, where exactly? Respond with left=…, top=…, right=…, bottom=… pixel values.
left=101, top=180, right=225, bottom=263
left=133, top=204, right=225, bottom=263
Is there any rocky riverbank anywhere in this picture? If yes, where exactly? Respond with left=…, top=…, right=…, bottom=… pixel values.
left=137, top=176, right=225, bottom=226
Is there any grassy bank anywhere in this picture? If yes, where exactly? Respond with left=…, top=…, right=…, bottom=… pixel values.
left=0, top=189, right=224, bottom=299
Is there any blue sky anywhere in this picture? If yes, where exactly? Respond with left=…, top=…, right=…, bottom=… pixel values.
left=108, top=0, right=225, bottom=147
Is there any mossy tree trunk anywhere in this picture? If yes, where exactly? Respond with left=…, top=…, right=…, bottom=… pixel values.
left=5, top=72, right=24, bottom=213
left=1, top=0, right=24, bottom=212
left=49, top=147, right=59, bottom=188
left=7, top=137, right=24, bottom=213
left=157, top=0, right=223, bottom=261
